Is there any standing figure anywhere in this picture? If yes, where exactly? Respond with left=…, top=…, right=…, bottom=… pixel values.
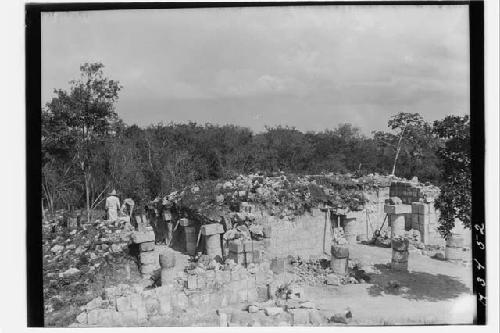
left=121, top=198, right=135, bottom=217
left=105, top=189, right=121, bottom=222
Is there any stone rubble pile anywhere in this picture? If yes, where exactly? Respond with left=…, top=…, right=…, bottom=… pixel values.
left=163, top=172, right=425, bottom=225
left=43, top=216, right=136, bottom=319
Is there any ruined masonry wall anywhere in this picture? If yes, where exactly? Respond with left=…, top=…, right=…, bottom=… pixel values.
left=261, top=210, right=333, bottom=258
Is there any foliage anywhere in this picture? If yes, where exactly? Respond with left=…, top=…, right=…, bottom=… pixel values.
left=373, top=112, right=442, bottom=183
left=432, top=115, right=471, bottom=237
left=42, top=63, right=122, bottom=218
left=41, top=63, right=468, bottom=218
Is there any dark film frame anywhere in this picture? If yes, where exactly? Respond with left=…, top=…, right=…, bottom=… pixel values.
left=26, top=1, right=485, bottom=327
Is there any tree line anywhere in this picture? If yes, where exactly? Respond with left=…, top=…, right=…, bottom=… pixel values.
left=41, top=63, right=470, bottom=235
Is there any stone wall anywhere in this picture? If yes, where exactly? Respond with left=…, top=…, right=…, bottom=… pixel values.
left=261, top=209, right=333, bottom=258
left=74, top=261, right=273, bottom=327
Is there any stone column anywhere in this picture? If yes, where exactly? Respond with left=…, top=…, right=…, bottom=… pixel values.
left=200, top=223, right=224, bottom=260
left=384, top=204, right=411, bottom=239
left=179, top=218, right=197, bottom=255
left=163, top=209, right=174, bottom=246
left=391, top=238, right=409, bottom=271
left=342, top=216, right=358, bottom=244
left=131, top=229, right=158, bottom=277
left=330, top=245, right=349, bottom=275
left=160, top=249, right=176, bottom=286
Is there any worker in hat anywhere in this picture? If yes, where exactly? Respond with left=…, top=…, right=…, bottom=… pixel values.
left=105, top=189, right=121, bottom=222
left=121, top=197, right=135, bottom=218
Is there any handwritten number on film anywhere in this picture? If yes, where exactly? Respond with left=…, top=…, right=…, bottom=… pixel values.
left=474, top=223, right=486, bottom=306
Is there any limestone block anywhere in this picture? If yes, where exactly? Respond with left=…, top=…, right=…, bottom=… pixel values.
left=200, top=223, right=224, bottom=236
left=87, top=309, right=114, bottom=326
left=186, top=275, right=198, bottom=290
left=139, top=251, right=159, bottom=265
left=290, top=309, right=309, bottom=326
left=384, top=204, right=412, bottom=215
left=137, top=241, right=154, bottom=252
left=144, top=296, right=161, bottom=317
left=326, top=274, right=341, bottom=286
left=392, top=250, right=409, bottom=262
left=120, top=310, right=138, bottom=326
left=131, top=231, right=155, bottom=244
left=391, top=238, right=409, bottom=251
left=228, top=240, right=244, bottom=253
left=331, top=245, right=349, bottom=259
left=116, top=296, right=131, bottom=312
left=309, top=309, right=322, bottom=326
left=270, top=257, right=286, bottom=274
left=391, top=260, right=408, bottom=271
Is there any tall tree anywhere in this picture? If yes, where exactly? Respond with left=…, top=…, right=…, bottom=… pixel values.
left=432, top=115, right=471, bottom=237
left=43, top=63, right=122, bottom=222
left=386, top=112, right=426, bottom=176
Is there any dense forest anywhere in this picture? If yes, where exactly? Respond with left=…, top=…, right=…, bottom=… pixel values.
left=41, top=63, right=470, bottom=234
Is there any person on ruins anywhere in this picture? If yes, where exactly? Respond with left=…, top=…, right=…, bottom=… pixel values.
left=105, top=189, right=121, bottom=222
left=120, top=197, right=135, bottom=217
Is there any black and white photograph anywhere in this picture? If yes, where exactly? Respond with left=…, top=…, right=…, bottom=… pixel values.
left=16, top=0, right=497, bottom=329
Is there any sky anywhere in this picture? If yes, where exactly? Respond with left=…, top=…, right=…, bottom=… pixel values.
left=41, top=5, right=470, bottom=134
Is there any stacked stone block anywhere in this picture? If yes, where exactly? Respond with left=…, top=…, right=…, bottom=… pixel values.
left=179, top=218, right=197, bottom=255
left=384, top=204, right=411, bottom=239
left=263, top=212, right=332, bottom=258
left=411, top=202, right=441, bottom=245
left=200, top=223, right=224, bottom=260
left=389, top=182, right=422, bottom=204
left=131, top=229, right=159, bottom=277
left=227, top=239, right=265, bottom=267
left=159, top=250, right=176, bottom=286
left=330, top=245, right=349, bottom=275
left=391, top=238, right=409, bottom=271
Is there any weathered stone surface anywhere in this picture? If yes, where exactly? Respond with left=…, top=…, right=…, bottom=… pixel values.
left=219, top=312, right=228, bottom=327
left=87, top=309, right=114, bottom=326
left=120, top=310, right=138, bottom=326
left=391, top=238, right=410, bottom=251
left=144, top=296, right=161, bottom=316
left=384, top=204, right=412, bottom=215
left=116, top=296, right=131, bottom=312
left=300, top=301, right=316, bottom=309
left=270, top=258, right=286, bottom=274
left=51, top=244, right=64, bottom=254
left=76, top=312, right=87, bottom=324
left=139, top=251, right=159, bottom=265
left=248, top=305, right=259, bottom=313
left=200, top=223, right=224, bottom=236
left=308, top=309, right=322, bottom=325
left=331, top=245, right=349, bottom=258
left=326, top=274, right=341, bottom=286
left=392, top=250, right=409, bottom=262
left=139, top=241, right=155, bottom=252
left=140, top=263, right=158, bottom=275
left=290, top=309, right=309, bottom=326
left=331, top=312, right=350, bottom=324
left=131, top=231, right=155, bottom=244
left=86, top=297, right=103, bottom=311
left=264, top=307, right=284, bottom=316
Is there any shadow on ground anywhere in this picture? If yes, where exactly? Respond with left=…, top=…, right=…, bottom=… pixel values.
left=367, top=264, right=470, bottom=302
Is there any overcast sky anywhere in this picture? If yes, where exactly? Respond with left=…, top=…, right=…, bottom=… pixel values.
left=41, top=5, right=469, bottom=134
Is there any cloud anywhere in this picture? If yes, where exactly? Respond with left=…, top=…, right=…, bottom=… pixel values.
left=41, top=5, right=470, bottom=133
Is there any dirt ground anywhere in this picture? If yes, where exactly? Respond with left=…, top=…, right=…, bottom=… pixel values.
left=306, top=243, right=474, bottom=325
